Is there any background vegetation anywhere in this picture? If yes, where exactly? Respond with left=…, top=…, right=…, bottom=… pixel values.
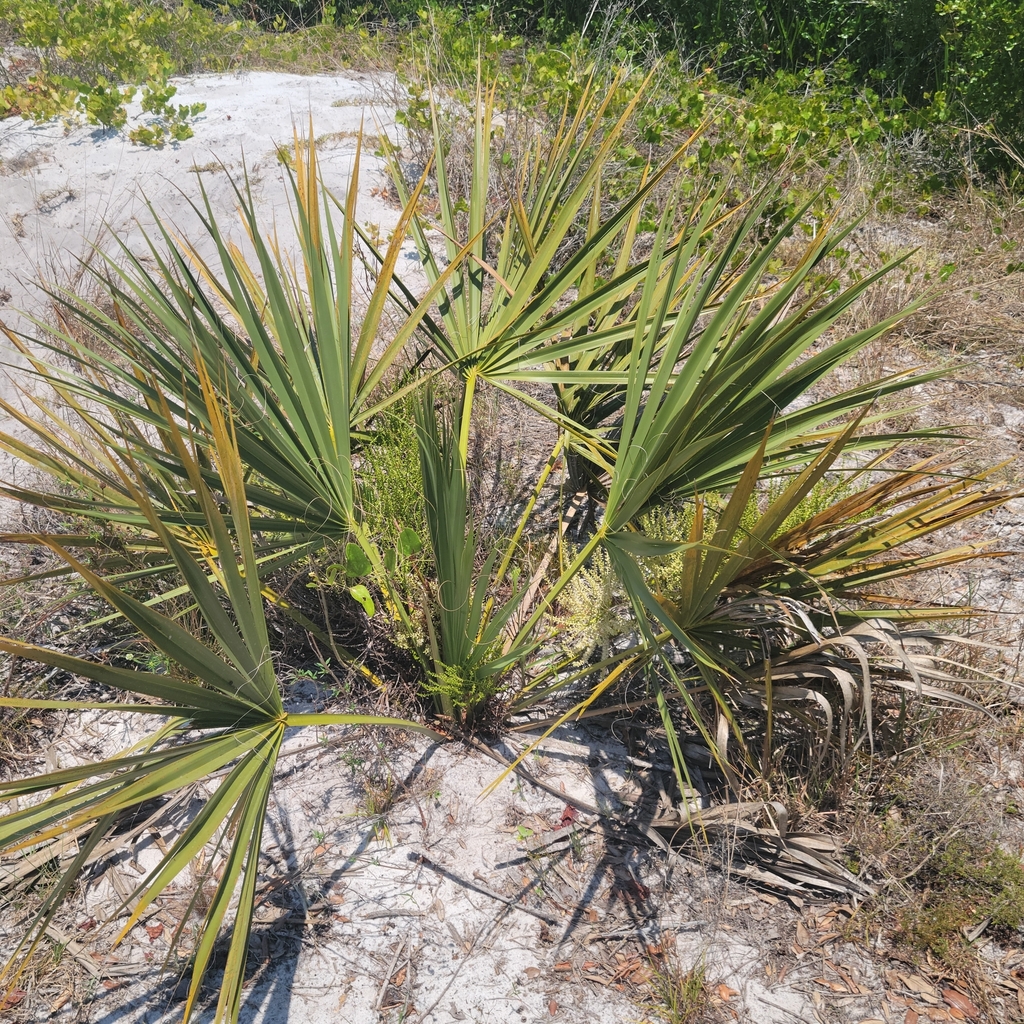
left=1, top=0, right=1022, bottom=178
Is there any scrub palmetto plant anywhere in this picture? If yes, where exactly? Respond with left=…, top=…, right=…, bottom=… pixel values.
left=498, top=418, right=1017, bottom=783
left=414, top=391, right=540, bottom=719
left=0, top=66, right=1019, bottom=1022
left=0, top=367, right=436, bottom=1023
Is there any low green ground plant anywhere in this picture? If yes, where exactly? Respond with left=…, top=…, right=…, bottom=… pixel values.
left=647, top=952, right=712, bottom=1024
left=896, top=829, right=1024, bottom=962
left=844, top=743, right=1024, bottom=975
left=943, top=841, right=1024, bottom=930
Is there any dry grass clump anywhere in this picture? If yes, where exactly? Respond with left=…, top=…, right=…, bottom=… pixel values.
left=840, top=709, right=1024, bottom=984
left=828, top=178, right=1024, bottom=356
left=643, top=951, right=720, bottom=1024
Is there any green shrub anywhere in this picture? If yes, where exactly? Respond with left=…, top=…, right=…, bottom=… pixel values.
left=387, top=1, right=1022, bottom=175
left=935, top=0, right=1024, bottom=151
left=0, top=0, right=238, bottom=140
left=389, top=7, right=920, bottom=220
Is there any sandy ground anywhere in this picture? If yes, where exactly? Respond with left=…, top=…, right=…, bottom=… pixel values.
left=7, top=707, right=850, bottom=1024
left=0, top=70, right=414, bottom=334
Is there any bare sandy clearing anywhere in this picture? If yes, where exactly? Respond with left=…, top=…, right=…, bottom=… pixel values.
left=0, top=70, right=415, bottom=332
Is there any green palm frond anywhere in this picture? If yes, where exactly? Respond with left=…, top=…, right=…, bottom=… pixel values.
left=380, top=72, right=709, bottom=458
left=414, top=390, right=538, bottom=718
left=734, top=451, right=1019, bottom=612
left=0, top=126, right=459, bottom=556
left=0, top=365, right=436, bottom=1024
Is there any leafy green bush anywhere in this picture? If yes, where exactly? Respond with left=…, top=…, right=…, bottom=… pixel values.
left=386, top=0, right=1023, bottom=154
left=935, top=0, right=1024, bottom=149
left=388, top=1, right=1022, bottom=174
left=389, top=6, right=920, bottom=218
left=0, top=0, right=237, bottom=141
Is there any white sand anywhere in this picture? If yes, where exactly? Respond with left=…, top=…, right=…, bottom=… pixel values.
left=0, top=70, right=410, bottom=344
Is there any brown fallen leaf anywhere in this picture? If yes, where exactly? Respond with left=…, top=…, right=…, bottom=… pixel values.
left=391, top=967, right=406, bottom=988
left=548, top=999, right=558, bottom=1016
left=524, top=967, right=541, bottom=980
left=554, top=961, right=572, bottom=972
left=1, top=990, right=26, bottom=1010
left=942, top=990, right=980, bottom=1019
left=901, top=974, right=941, bottom=1001
left=146, top=923, right=164, bottom=941
left=716, top=984, right=739, bottom=1001
left=813, top=978, right=848, bottom=993
left=824, top=958, right=858, bottom=994
left=905, top=1010, right=919, bottom=1024
left=796, top=921, right=812, bottom=947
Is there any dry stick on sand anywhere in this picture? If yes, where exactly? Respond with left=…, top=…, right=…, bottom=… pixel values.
left=418, top=905, right=511, bottom=1024
left=410, top=851, right=560, bottom=925
left=374, top=934, right=407, bottom=1013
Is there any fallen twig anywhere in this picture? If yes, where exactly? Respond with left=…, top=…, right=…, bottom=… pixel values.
left=374, top=934, right=406, bottom=1013
left=410, top=850, right=560, bottom=925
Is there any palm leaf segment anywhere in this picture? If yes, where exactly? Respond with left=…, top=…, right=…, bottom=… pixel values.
left=414, top=392, right=538, bottom=718
left=0, top=126, right=459, bottom=555
left=0, top=372, right=435, bottom=1024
